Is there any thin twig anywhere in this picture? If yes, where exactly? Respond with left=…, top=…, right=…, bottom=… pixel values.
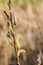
left=7, top=0, right=20, bottom=65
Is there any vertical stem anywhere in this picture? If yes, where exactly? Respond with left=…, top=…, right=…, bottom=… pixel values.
left=7, top=0, right=13, bottom=28
left=7, top=0, right=20, bottom=65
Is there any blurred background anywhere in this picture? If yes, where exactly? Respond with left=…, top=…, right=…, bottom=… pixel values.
left=0, top=0, right=43, bottom=65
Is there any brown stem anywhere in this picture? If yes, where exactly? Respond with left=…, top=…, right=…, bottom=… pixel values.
left=7, top=0, right=20, bottom=65
left=7, top=0, right=13, bottom=28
